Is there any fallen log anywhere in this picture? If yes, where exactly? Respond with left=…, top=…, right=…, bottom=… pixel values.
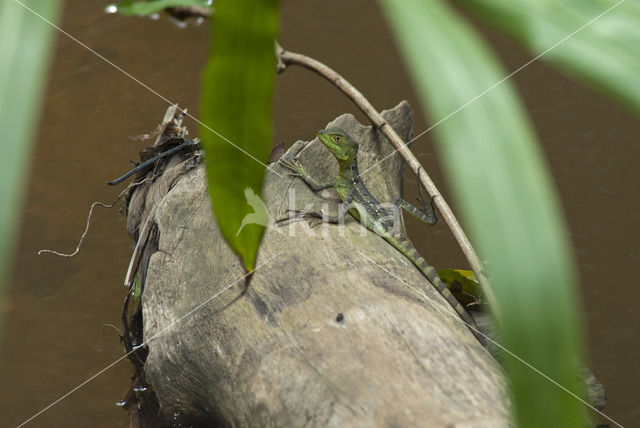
left=124, top=101, right=508, bottom=427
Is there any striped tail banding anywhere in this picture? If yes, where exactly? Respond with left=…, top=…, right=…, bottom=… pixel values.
left=392, top=238, right=486, bottom=346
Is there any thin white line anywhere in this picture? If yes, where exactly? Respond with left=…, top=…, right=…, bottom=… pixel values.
left=12, top=0, right=281, bottom=177
left=17, top=251, right=282, bottom=427
left=356, top=250, right=624, bottom=428
left=145, top=251, right=282, bottom=345
left=360, top=0, right=625, bottom=177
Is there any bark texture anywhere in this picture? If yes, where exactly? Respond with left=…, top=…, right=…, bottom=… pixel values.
left=126, top=101, right=509, bottom=427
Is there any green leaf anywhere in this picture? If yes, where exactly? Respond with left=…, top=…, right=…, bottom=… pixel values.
left=116, top=0, right=211, bottom=16
left=0, top=1, right=60, bottom=288
left=132, top=272, right=142, bottom=298
left=437, top=268, right=484, bottom=308
left=458, top=0, right=640, bottom=114
left=378, top=0, right=586, bottom=427
left=200, top=0, right=278, bottom=271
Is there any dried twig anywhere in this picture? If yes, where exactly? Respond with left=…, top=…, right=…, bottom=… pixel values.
left=275, top=42, right=498, bottom=314
left=107, top=138, right=199, bottom=186
left=37, top=177, right=152, bottom=258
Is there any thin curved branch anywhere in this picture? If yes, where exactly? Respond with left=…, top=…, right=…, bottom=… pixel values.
left=275, top=42, right=498, bottom=315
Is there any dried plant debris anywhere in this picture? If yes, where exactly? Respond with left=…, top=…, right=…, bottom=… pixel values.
left=108, top=105, right=201, bottom=186
left=39, top=105, right=200, bottom=260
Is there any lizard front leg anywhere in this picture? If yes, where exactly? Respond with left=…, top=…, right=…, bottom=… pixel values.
left=280, top=159, right=334, bottom=191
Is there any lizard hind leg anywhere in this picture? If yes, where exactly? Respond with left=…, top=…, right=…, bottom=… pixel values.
left=391, top=168, right=438, bottom=227
left=416, top=166, right=438, bottom=224
left=393, top=198, right=437, bottom=226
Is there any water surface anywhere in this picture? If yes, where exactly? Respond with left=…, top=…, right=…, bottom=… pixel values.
left=1, top=1, right=637, bottom=426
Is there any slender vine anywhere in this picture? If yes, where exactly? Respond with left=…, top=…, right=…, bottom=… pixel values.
left=275, top=42, right=498, bottom=316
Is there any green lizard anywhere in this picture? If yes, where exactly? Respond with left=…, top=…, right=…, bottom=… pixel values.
left=283, top=128, right=484, bottom=345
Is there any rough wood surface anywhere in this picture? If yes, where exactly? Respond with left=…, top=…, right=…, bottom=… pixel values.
left=127, top=101, right=509, bottom=427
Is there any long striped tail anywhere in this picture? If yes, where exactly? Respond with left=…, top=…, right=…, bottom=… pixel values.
left=389, top=236, right=486, bottom=346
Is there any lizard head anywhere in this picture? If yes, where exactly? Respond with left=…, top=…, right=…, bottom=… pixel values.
left=316, top=128, right=357, bottom=162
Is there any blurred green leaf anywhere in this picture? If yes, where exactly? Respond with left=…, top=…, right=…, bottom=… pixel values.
left=459, top=0, right=640, bottom=114
left=0, top=1, right=60, bottom=287
left=378, top=0, right=586, bottom=426
left=200, top=0, right=278, bottom=271
left=116, top=0, right=211, bottom=16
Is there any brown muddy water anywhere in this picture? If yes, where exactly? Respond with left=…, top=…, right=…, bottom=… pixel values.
left=1, top=0, right=638, bottom=426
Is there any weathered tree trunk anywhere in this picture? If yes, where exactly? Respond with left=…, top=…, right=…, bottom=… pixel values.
left=126, top=102, right=509, bottom=427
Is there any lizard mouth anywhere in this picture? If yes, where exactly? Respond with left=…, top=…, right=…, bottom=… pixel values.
left=316, top=128, right=352, bottom=161
left=316, top=130, right=337, bottom=150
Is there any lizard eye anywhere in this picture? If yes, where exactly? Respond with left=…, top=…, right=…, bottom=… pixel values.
left=335, top=135, right=341, bottom=142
